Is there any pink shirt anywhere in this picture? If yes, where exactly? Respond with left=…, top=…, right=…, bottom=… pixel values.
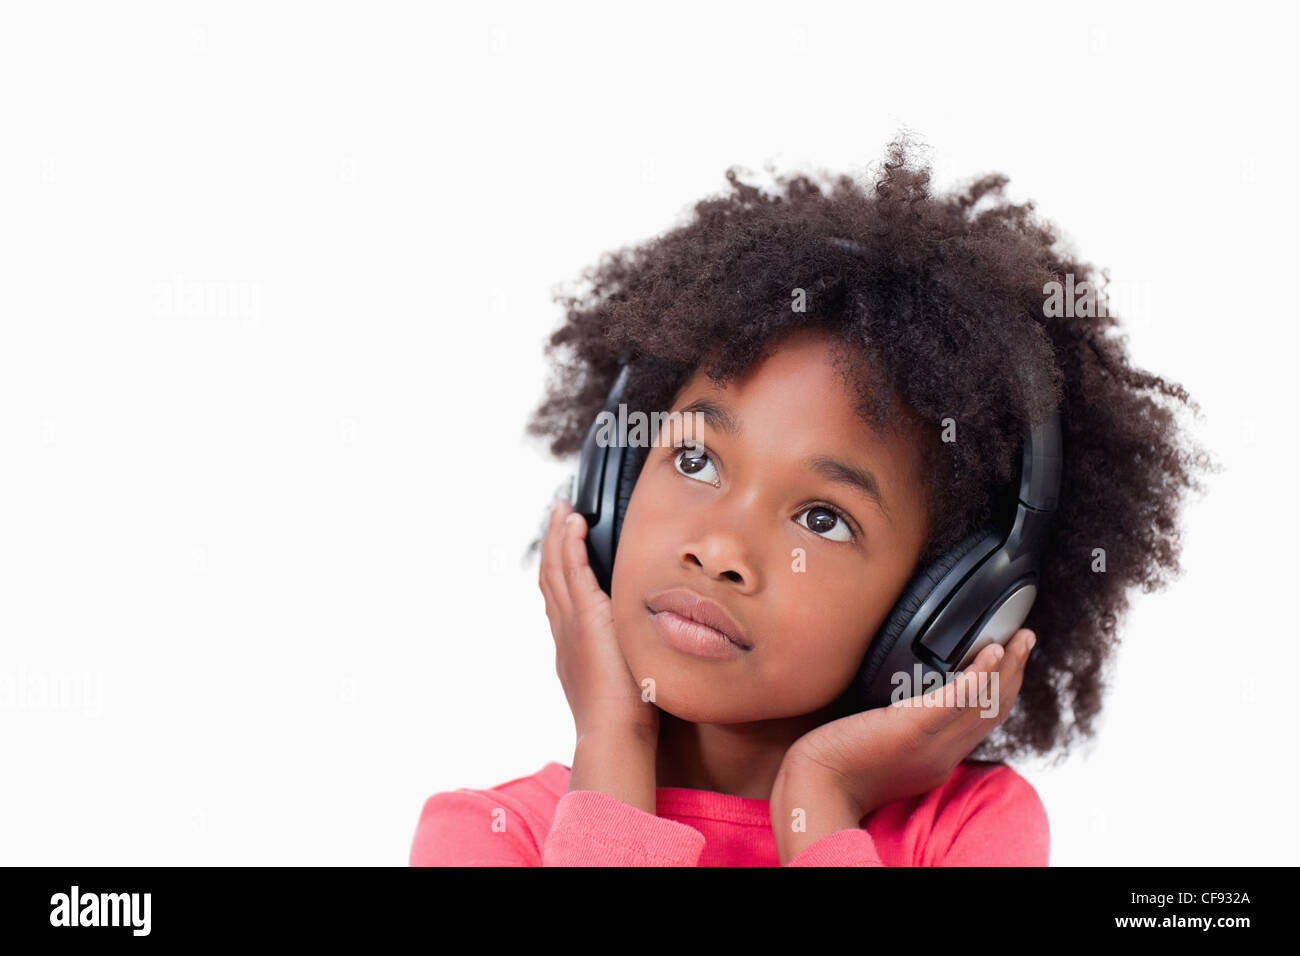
left=409, top=759, right=1049, bottom=866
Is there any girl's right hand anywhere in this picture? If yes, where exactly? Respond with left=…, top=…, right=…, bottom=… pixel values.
left=538, top=494, right=659, bottom=745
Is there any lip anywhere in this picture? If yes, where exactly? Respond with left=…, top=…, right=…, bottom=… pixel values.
left=645, top=588, right=751, bottom=650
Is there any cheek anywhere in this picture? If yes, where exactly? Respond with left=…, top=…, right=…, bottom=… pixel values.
left=608, top=472, right=670, bottom=608
left=765, top=575, right=875, bottom=687
left=608, top=499, right=654, bottom=659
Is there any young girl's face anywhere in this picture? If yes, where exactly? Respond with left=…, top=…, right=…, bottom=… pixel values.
left=610, top=327, right=932, bottom=723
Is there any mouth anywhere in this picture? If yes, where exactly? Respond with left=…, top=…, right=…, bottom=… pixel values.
left=644, top=588, right=752, bottom=650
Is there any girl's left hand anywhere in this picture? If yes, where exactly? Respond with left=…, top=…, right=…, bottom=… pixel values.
left=775, top=628, right=1037, bottom=823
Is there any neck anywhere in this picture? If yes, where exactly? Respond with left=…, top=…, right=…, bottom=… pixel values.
left=653, top=704, right=838, bottom=800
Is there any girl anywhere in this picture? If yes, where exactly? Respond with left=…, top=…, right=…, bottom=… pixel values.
left=409, top=138, right=1210, bottom=866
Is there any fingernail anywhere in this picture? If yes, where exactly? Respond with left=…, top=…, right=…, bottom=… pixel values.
left=1026, top=632, right=1037, bottom=652
left=990, top=644, right=1004, bottom=662
left=565, top=513, right=582, bottom=528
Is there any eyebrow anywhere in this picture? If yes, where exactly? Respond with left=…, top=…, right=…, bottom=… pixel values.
left=677, top=397, right=893, bottom=525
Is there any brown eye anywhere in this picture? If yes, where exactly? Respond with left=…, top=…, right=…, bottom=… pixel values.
left=796, top=505, right=853, bottom=543
left=674, top=447, right=719, bottom=485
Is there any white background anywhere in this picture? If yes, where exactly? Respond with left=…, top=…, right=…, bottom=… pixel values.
left=1, top=1, right=1294, bottom=865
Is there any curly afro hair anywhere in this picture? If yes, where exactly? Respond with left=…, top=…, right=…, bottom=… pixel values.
left=523, top=135, right=1215, bottom=765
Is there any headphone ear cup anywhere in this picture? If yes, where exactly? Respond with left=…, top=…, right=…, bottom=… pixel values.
left=842, top=528, right=996, bottom=712
left=611, top=443, right=649, bottom=571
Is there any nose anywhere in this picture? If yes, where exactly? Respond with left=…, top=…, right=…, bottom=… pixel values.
left=679, top=530, right=757, bottom=589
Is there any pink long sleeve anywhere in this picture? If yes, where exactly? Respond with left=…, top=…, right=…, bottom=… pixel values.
left=785, top=762, right=1051, bottom=866
left=409, top=790, right=540, bottom=866
left=542, top=790, right=705, bottom=865
left=409, top=785, right=704, bottom=866
left=786, top=827, right=885, bottom=866
left=931, top=762, right=1050, bottom=865
left=409, top=760, right=1049, bottom=866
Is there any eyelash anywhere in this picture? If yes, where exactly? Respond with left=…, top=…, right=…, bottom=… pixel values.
left=670, top=444, right=861, bottom=543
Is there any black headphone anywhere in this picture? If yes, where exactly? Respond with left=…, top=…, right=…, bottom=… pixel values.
left=570, top=361, right=1062, bottom=716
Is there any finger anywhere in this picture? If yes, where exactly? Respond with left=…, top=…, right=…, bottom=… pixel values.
left=985, top=628, right=1032, bottom=715
left=538, top=498, right=555, bottom=588
left=560, top=511, right=607, bottom=609
left=896, top=641, right=997, bottom=716
left=541, top=497, right=576, bottom=618
left=920, top=640, right=1008, bottom=734
left=928, top=640, right=1004, bottom=711
left=907, top=642, right=1003, bottom=737
left=921, top=636, right=1024, bottom=762
left=955, top=629, right=1034, bottom=741
left=539, top=495, right=567, bottom=581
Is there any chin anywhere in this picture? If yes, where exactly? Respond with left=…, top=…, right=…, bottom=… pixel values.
left=652, top=695, right=742, bottom=724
